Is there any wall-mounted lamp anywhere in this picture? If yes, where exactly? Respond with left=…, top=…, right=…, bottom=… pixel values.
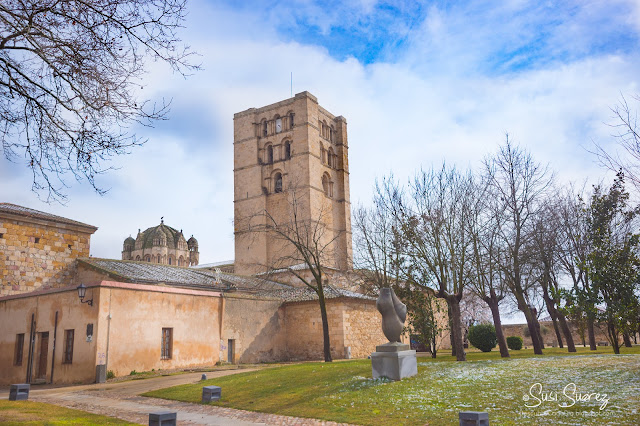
left=77, top=283, right=93, bottom=306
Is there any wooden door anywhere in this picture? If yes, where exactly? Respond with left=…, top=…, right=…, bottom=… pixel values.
left=36, top=332, right=49, bottom=380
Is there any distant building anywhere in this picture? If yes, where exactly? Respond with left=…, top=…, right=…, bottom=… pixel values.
left=121, top=219, right=199, bottom=266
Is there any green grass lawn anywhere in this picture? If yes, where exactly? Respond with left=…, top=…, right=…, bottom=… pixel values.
left=0, top=400, right=135, bottom=425
left=144, top=346, right=640, bottom=425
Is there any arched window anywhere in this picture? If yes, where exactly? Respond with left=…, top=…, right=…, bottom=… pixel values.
left=274, top=172, right=283, bottom=193
left=266, top=145, right=274, bottom=164
left=135, top=255, right=141, bottom=261
left=328, top=147, right=335, bottom=168
left=263, top=120, right=268, bottom=137
left=322, top=174, right=332, bottom=197
left=168, top=256, right=172, bottom=265
left=284, top=141, right=291, bottom=160
left=289, top=112, right=294, bottom=129
left=178, top=256, right=184, bottom=266
left=320, top=144, right=326, bottom=164
left=145, top=255, right=150, bottom=262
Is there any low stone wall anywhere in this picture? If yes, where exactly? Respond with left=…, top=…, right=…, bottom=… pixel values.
left=501, top=321, right=611, bottom=348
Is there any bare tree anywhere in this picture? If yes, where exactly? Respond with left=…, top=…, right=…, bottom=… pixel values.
left=484, top=137, right=553, bottom=355
left=467, top=177, right=511, bottom=357
left=246, top=189, right=342, bottom=362
left=352, top=181, right=403, bottom=293
left=557, top=186, right=598, bottom=350
left=594, top=94, right=640, bottom=192
left=1, top=0, right=197, bottom=202
left=531, top=200, right=577, bottom=352
left=383, top=165, right=476, bottom=361
left=354, top=183, right=444, bottom=358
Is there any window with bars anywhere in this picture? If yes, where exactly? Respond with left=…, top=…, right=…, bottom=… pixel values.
left=63, top=329, right=74, bottom=364
left=161, top=328, right=173, bottom=359
left=14, top=333, right=24, bottom=366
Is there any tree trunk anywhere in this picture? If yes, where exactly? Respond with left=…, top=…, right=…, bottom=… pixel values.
left=485, top=292, right=509, bottom=358
left=608, top=320, right=620, bottom=354
left=587, top=315, right=597, bottom=351
left=534, top=315, right=545, bottom=349
left=447, top=296, right=466, bottom=361
left=431, top=334, right=437, bottom=358
left=623, top=332, right=633, bottom=348
left=516, top=292, right=543, bottom=354
left=556, top=311, right=577, bottom=352
left=542, top=280, right=563, bottom=348
left=317, top=288, right=332, bottom=362
left=447, top=304, right=457, bottom=357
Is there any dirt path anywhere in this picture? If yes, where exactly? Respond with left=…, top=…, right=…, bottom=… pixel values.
left=1, top=369, right=350, bottom=425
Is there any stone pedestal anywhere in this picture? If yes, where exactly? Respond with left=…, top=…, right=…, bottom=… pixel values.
left=371, top=342, right=417, bottom=381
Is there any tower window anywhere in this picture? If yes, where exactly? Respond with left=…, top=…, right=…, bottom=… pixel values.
left=276, top=118, right=282, bottom=133
left=263, top=121, right=268, bottom=137
left=284, top=141, right=291, bottom=160
left=267, top=145, right=274, bottom=164
left=289, top=112, right=294, bottom=128
left=274, top=172, right=283, bottom=193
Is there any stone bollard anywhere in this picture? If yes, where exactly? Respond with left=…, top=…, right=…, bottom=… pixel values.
left=201, top=373, right=207, bottom=381
left=9, top=384, right=30, bottom=401
left=459, top=411, right=489, bottom=426
left=149, top=411, right=176, bottom=426
left=202, top=385, right=222, bottom=403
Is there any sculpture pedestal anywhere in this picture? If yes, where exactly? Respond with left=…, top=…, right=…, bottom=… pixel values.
left=371, top=342, right=417, bottom=381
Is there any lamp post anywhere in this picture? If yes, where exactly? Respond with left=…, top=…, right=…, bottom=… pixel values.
left=76, top=284, right=93, bottom=306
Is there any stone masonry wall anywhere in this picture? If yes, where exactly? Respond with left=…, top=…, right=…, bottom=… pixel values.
left=284, top=297, right=385, bottom=360
left=341, top=299, right=386, bottom=359
left=0, top=218, right=92, bottom=296
left=284, top=299, right=346, bottom=360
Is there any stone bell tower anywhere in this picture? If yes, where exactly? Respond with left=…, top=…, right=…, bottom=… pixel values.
left=233, top=91, right=352, bottom=275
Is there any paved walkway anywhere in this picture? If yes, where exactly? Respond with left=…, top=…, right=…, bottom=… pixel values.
left=1, top=370, right=351, bottom=425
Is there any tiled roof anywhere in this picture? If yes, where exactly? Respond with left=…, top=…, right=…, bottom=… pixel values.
left=78, top=258, right=292, bottom=292
left=256, top=286, right=376, bottom=303
left=0, top=203, right=97, bottom=231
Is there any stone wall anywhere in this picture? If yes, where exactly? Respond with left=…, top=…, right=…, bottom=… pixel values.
left=341, top=299, right=386, bottom=358
left=0, top=214, right=95, bottom=296
left=284, top=299, right=345, bottom=360
left=283, top=297, right=384, bottom=360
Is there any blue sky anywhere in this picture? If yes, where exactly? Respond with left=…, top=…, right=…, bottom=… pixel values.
left=2, top=0, right=639, bottom=308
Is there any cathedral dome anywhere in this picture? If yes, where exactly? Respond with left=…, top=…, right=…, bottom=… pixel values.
left=187, top=235, right=198, bottom=249
left=137, top=220, right=183, bottom=249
